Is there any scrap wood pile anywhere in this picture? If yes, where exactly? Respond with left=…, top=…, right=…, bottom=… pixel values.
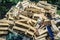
left=0, top=1, right=60, bottom=40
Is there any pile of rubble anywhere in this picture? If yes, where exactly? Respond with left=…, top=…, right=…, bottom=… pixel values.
left=0, top=1, right=60, bottom=40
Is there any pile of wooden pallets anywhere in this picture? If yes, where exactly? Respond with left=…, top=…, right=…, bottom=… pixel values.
left=0, top=1, right=60, bottom=40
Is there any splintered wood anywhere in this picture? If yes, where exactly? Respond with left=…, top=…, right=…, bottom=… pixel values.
left=0, top=1, right=60, bottom=40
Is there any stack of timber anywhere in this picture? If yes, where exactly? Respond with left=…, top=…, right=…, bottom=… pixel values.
left=0, top=1, right=60, bottom=40
left=0, top=19, right=9, bottom=35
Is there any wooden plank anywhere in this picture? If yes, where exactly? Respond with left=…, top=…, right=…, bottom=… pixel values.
left=36, top=34, right=47, bottom=39
left=15, top=21, right=36, bottom=32
left=29, top=4, right=44, bottom=10
left=58, top=26, right=60, bottom=29
left=51, top=20, right=59, bottom=32
left=0, top=23, right=9, bottom=26
left=0, top=27, right=8, bottom=30
left=17, top=19, right=27, bottom=22
left=33, top=14, right=41, bottom=17
left=37, top=37, right=46, bottom=40
left=33, top=13, right=47, bottom=20
left=0, top=31, right=8, bottom=34
left=38, top=29, right=47, bottom=35
left=19, top=15, right=37, bottom=23
left=13, top=26, right=26, bottom=32
left=28, top=5, right=45, bottom=13
left=56, top=32, right=60, bottom=38
left=8, top=16, right=14, bottom=20
left=26, top=8, right=40, bottom=13
left=37, top=3, right=51, bottom=10
left=0, top=20, right=14, bottom=24
left=13, top=26, right=34, bottom=36
left=38, top=1, right=51, bottom=6
left=26, top=30, right=34, bottom=36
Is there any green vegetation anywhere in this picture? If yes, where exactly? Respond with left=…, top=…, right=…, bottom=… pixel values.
left=57, top=10, right=60, bottom=15
left=0, top=0, right=23, bottom=19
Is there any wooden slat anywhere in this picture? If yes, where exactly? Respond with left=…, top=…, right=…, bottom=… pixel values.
left=36, top=37, right=46, bottom=40
left=0, top=27, right=8, bottom=30
left=38, top=1, right=51, bottom=6
left=17, top=19, right=27, bottom=22
left=26, top=8, right=40, bottom=12
left=13, top=26, right=26, bottom=32
left=26, top=30, right=34, bottom=36
left=13, top=26, right=34, bottom=36
left=36, top=34, right=47, bottom=39
left=0, top=23, right=9, bottom=26
left=15, top=21, right=36, bottom=32
left=19, top=15, right=37, bottom=23
left=9, top=16, right=14, bottom=20
left=51, top=20, right=59, bottom=32
left=38, top=29, right=47, bottom=35
left=0, top=20, right=14, bottom=24
left=0, top=31, right=8, bottom=34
